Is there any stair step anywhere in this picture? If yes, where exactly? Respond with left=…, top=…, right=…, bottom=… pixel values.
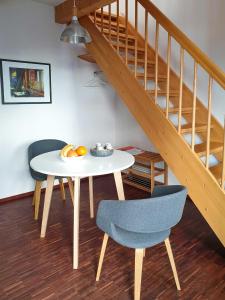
left=179, top=123, right=213, bottom=134
left=210, top=163, right=224, bottom=183
left=91, top=10, right=118, bottom=22
left=78, top=54, right=96, bottom=63
left=162, top=106, right=195, bottom=114
left=194, top=142, right=223, bottom=157
left=136, top=72, right=167, bottom=80
left=95, top=18, right=125, bottom=29
left=123, top=57, right=155, bottom=66
left=103, top=29, right=136, bottom=41
left=111, top=42, right=145, bottom=53
left=148, top=89, right=180, bottom=97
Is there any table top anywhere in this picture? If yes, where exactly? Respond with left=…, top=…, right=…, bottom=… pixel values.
left=30, top=150, right=135, bottom=177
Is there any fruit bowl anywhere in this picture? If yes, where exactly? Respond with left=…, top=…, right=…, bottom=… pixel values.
left=59, top=144, right=88, bottom=162
left=60, top=154, right=86, bottom=162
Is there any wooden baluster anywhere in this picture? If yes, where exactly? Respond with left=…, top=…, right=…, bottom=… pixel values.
left=144, top=9, right=148, bottom=90
left=191, top=61, right=197, bottom=150
left=134, top=0, right=138, bottom=77
left=166, top=34, right=171, bottom=119
left=154, top=22, right=159, bottom=103
left=108, top=4, right=111, bottom=42
left=206, top=76, right=213, bottom=169
left=222, top=117, right=225, bottom=190
left=101, top=7, right=103, bottom=33
left=125, top=0, right=128, bottom=65
left=116, top=0, right=119, bottom=53
left=178, top=47, right=184, bottom=134
left=94, top=10, right=96, bottom=25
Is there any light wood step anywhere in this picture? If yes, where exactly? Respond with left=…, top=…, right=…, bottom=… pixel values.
left=148, top=89, right=180, bottom=97
left=135, top=72, right=167, bottom=80
left=194, top=142, right=223, bottom=157
left=78, top=54, right=96, bottom=63
left=111, top=42, right=145, bottom=53
left=179, top=123, right=213, bottom=134
left=162, top=106, right=196, bottom=114
left=91, top=10, right=118, bottom=22
left=209, top=163, right=224, bottom=183
left=94, top=18, right=125, bottom=29
left=103, top=29, right=136, bottom=41
left=123, top=57, right=155, bottom=66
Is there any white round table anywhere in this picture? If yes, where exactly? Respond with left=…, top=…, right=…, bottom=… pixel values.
left=30, top=150, right=134, bottom=269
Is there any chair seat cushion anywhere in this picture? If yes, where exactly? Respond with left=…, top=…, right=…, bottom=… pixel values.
left=110, top=224, right=170, bottom=249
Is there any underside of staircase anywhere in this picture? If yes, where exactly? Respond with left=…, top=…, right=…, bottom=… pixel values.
left=56, top=1, right=225, bottom=247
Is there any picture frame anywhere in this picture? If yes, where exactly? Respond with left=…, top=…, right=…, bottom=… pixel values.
left=0, top=59, right=52, bottom=104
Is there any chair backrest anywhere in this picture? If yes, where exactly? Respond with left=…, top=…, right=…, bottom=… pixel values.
left=28, top=139, right=67, bottom=180
left=97, top=185, right=187, bottom=234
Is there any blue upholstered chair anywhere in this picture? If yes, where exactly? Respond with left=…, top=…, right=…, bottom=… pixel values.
left=28, top=139, right=74, bottom=220
left=96, top=185, right=187, bottom=300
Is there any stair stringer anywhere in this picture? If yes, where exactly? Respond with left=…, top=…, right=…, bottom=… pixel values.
left=80, top=16, right=225, bottom=246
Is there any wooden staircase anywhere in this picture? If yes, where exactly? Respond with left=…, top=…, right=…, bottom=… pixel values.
left=59, top=1, right=225, bottom=246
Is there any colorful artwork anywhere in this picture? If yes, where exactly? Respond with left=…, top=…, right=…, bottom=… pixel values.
left=0, top=59, right=51, bottom=104
left=10, top=68, right=44, bottom=98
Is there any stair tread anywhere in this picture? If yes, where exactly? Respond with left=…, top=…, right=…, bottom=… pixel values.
left=179, top=123, right=213, bottom=133
left=210, top=163, right=224, bottom=181
left=111, top=42, right=145, bottom=52
left=91, top=10, right=118, bottom=21
left=95, top=18, right=125, bottom=28
left=194, top=142, right=223, bottom=156
left=78, top=54, right=96, bottom=63
left=124, top=57, right=155, bottom=65
left=135, top=72, right=167, bottom=80
left=162, top=106, right=195, bottom=114
left=103, top=29, right=136, bottom=40
left=148, top=89, right=180, bottom=96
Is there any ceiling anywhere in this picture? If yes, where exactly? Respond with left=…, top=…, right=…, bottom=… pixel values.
left=32, top=0, right=63, bottom=6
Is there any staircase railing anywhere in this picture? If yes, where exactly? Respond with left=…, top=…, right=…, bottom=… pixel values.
left=91, top=0, right=225, bottom=191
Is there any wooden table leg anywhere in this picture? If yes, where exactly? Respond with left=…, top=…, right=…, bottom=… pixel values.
left=88, top=176, right=94, bottom=218
left=73, top=176, right=80, bottom=269
left=113, top=171, right=125, bottom=200
left=40, top=175, right=55, bottom=238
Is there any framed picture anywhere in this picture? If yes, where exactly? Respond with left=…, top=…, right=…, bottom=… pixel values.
left=0, top=59, right=52, bottom=104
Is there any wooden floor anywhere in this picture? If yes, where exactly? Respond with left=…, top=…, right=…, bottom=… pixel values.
left=0, top=175, right=224, bottom=300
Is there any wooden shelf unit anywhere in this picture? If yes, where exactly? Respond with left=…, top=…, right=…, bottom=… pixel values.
left=122, top=150, right=168, bottom=193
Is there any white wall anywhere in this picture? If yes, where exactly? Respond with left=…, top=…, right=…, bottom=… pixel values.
left=0, top=0, right=116, bottom=198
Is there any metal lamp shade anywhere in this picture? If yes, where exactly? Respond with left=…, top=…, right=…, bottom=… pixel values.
left=60, top=16, right=92, bottom=44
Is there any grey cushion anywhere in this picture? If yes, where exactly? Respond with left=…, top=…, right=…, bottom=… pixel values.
left=96, top=185, right=187, bottom=249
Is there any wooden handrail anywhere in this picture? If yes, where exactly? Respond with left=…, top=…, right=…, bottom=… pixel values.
left=137, top=0, right=225, bottom=90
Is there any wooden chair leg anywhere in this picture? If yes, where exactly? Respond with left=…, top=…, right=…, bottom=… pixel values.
left=164, top=238, right=181, bottom=290
left=96, top=233, right=109, bottom=281
left=67, top=177, right=74, bottom=204
left=32, top=182, right=36, bottom=206
left=89, top=176, right=94, bottom=218
left=59, top=179, right=66, bottom=201
left=134, top=248, right=144, bottom=300
left=34, top=180, right=42, bottom=220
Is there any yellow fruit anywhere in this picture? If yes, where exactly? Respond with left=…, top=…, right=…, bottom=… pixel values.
left=67, top=149, right=78, bottom=157
left=76, top=146, right=87, bottom=156
left=60, top=144, right=74, bottom=157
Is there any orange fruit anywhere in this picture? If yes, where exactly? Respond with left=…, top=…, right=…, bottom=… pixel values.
left=76, top=146, right=87, bottom=156
left=67, top=149, right=78, bottom=157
